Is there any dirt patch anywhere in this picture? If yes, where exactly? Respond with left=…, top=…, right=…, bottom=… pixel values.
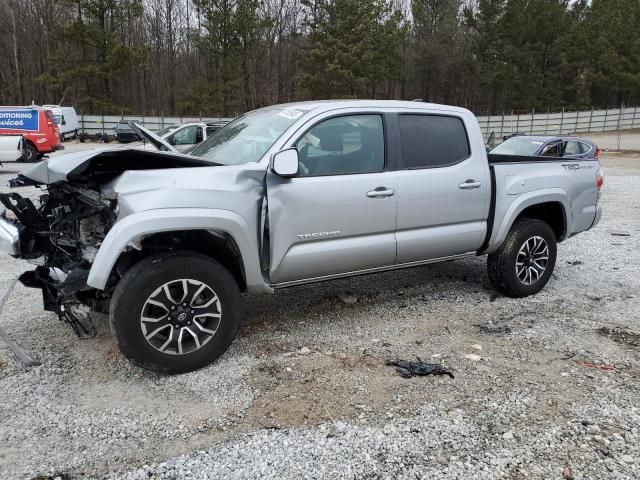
left=245, top=351, right=403, bottom=429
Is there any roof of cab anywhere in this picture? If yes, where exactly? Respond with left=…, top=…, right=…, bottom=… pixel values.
left=257, top=99, right=472, bottom=115
left=508, top=134, right=594, bottom=144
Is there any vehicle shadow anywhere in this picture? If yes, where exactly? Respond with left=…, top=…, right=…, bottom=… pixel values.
left=240, top=256, right=490, bottom=334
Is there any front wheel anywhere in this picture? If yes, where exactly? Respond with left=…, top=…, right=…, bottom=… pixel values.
left=110, top=251, right=242, bottom=374
left=487, top=218, right=557, bottom=298
left=21, top=142, right=38, bottom=162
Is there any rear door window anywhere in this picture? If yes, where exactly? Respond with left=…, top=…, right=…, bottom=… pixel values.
left=398, top=114, right=470, bottom=169
left=579, top=142, right=592, bottom=154
left=563, top=141, right=581, bottom=156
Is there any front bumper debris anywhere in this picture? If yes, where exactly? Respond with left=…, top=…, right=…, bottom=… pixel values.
left=0, top=213, right=19, bottom=256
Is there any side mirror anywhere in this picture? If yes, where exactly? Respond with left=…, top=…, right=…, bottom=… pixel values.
left=271, top=148, right=298, bottom=177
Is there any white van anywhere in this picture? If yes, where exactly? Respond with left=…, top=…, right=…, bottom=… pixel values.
left=43, top=105, right=80, bottom=140
left=0, top=135, right=23, bottom=163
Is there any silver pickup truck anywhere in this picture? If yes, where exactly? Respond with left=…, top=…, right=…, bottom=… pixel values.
left=0, top=101, right=603, bottom=373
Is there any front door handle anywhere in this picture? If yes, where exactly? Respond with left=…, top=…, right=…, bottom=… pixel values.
left=366, top=187, right=395, bottom=198
left=458, top=180, right=482, bottom=190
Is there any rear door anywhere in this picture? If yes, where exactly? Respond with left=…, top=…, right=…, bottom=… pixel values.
left=395, top=112, right=490, bottom=263
left=266, top=112, right=398, bottom=284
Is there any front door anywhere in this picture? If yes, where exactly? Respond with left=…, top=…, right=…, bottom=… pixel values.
left=394, top=113, right=490, bottom=263
left=267, top=113, right=398, bottom=284
left=170, top=126, right=203, bottom=152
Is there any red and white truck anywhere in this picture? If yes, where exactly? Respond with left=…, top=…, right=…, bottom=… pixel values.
left=0, top=106, right=64, bottom=161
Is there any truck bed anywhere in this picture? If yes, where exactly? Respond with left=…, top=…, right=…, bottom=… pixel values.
left=481, top=153, right=601, bottom=254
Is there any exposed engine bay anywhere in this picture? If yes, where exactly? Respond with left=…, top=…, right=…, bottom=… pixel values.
left=1, top=182, right=117, bottom=335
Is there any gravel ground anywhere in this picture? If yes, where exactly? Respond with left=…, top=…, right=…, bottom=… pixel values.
left=0, top=151, right=639, bottom=479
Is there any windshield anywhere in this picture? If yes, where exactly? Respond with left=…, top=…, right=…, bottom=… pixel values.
left=190, top=108, right=305, bottom=165
left=490, top=137, right=544, bottom=156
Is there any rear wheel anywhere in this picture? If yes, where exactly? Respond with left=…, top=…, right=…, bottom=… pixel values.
left=110, top=251, right=242, bottom=374
left=487, top=218, right=557, bottom=297
left=21, top=142, right=38, bottom=162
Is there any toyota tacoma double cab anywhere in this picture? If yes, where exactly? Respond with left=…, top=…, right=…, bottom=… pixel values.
left=0, top=101, right=603, bottom=373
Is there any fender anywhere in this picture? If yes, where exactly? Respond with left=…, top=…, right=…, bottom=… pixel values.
left=87, top=208, right=270, bottom=293
left=485, top=188, right=571, bottom=254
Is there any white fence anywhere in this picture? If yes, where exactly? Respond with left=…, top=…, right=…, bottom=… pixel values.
left=78, top=106, right=640, bottom=139
left=79, top=114, right=232, bottom=135
left=476, top=106, right=640, bottom=141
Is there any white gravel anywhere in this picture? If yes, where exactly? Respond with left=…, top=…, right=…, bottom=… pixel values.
left=1, top=153, right=639, bottom=479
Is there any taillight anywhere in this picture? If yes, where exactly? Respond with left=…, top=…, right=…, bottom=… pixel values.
left=596, top=169, right=604, bottom=191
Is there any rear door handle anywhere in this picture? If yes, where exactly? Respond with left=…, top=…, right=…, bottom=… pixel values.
left=458, top=180, right=482, bottom=190
left=366, top=187, right=395, bottom=198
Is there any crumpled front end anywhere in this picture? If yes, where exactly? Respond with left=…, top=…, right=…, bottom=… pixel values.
left=0, top=146, right=243, bottom=335
left=0, top=147, right=204, bottom=331
left=0, top=182, right=118, bottom=334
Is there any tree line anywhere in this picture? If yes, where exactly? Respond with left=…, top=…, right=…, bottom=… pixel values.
left=1, top=0, right=638, bottom=117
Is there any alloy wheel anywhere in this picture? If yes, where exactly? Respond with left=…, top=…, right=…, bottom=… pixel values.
left=515, top=236, right=549, bottom=285
left=140, top=279, right=222, bottom=355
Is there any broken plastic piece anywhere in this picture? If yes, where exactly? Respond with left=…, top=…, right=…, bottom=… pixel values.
left=386, top=357, right=454, bottom=379
left=0, top=279, right=41, bottom=367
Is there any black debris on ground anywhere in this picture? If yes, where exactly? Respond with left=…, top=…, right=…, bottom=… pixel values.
left=386, top=357, right=455, bottom=379
left=476, top=324, right=513, bottom=335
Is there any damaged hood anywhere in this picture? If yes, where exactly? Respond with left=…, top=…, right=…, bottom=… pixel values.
left=13, top=147, right=220, bottom=186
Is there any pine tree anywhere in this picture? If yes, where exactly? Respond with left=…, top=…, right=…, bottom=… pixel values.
left=298, top=0, right=405, bottom=99
left=43, top=0, right=147, bottom=112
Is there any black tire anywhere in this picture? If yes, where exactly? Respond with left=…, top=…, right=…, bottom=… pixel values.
left=487, top=218, right=557, bottom=298
left=110, top=251, right=242, bottom=374
left=21, top=142, right=38, bottom=162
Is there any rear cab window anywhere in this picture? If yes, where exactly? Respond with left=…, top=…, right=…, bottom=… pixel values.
left=397, top=114, right=470, bottom=169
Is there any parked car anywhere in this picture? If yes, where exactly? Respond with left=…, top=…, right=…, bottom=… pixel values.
left=154, top=125, right=180, bottom=137
left=161, top=121, right=228, bottom=152
left=490, top=135, right=599, bottom=159
left=0, top=135, right=23, bottom=163
left=0, top=106, right=63, bottom=162
left=43, top=105, right=80, bottom=140
left=114, top=120, right=140, bottom=143
left=0, top=100, right=602, bottom=373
